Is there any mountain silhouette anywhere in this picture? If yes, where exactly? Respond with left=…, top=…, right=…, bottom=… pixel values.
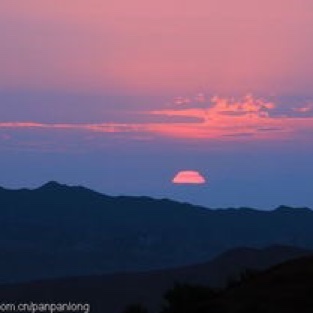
left=1, top=181, right=313, bottom=283
left=0, top=245, right=310, bottom=313
left=164, top=254, right=313, bottom=313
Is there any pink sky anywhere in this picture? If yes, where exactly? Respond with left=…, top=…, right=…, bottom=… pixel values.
left=1, top=0, right=313, bottom=94
left=1, top=1, right=313, bottom=143
left=0, top=1, right=313, bottom=208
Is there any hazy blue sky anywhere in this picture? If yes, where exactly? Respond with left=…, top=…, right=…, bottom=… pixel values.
left=1, top=1, right=313, bottom=208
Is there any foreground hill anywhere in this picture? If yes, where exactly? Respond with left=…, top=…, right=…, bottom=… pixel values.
left=170, top=254, right=313, bottom=313
left=1, top=181, right=313, bottom=282
left=0, top=245, right=310, bottom=313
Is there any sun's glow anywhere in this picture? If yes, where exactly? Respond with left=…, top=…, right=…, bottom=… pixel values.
left=172, top=171, right=206, bottom=184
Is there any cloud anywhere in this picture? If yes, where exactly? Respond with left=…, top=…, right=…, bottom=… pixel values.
left=0, top=122, right=142, bottom=133
left=210, top=94, right=275, bottom=117
left=148, top=94, right=281, bottom=139
left=293, top=103, right=313, bottom=113
left=1, top=95, right=313, bottom=144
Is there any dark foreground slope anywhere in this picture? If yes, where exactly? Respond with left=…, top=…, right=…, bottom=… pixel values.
left=0, top=246, right=311, bottom=313
left=179, top=255, right=313, bottom=313
left=1, top=181, right=313, bottom=282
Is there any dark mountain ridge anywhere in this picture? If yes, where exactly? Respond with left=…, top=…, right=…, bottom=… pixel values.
left=0, top=181, right=313, bottom=283
left=183, top=254, right=313, bottom=313
left=0, top=245, right=311, bottom=313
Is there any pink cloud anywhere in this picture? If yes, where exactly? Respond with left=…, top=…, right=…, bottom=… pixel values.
left=1, top=95, right=313, bottom=143
left=293, top=103, right=313, bottom=113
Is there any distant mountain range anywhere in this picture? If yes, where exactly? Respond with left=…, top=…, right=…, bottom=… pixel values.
left=1, top=181, right=313, bottom=283
left=0, top=245, right=311, bottom=313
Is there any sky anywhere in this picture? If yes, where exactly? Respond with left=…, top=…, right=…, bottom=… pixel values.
left=0, top=0, right=313, bottom=209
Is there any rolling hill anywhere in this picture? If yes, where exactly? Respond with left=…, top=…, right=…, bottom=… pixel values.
left=0, top=245, right=310, bottom=313
left=0, top=181, right=313, bottom=283
left=169, top=254, right=313, bottom=313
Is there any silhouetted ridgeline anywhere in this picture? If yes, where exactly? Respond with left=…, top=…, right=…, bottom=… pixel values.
left=0, top=246, right=311, bottom=313
left=0, top=181, right=313, bottom=283
left=158, top=255, right=313, bottom=313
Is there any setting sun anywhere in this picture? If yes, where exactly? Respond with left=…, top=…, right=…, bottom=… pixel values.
left=172, top=171, right=206, bottom=185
